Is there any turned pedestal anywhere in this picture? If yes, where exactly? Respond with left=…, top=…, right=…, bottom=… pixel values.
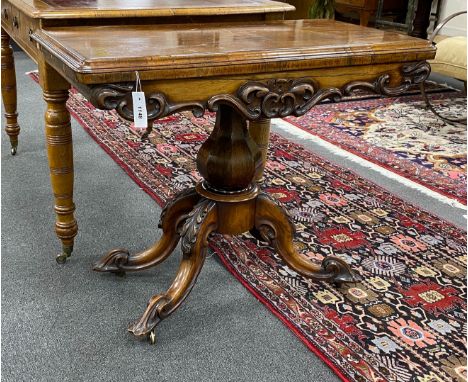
left=94, top=103, right=359, bottom=344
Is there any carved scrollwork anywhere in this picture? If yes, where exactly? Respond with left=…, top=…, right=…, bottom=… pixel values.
left=128, top=294, right=171, bottom=337
left=179, top=199, right=216, bottom=255
left=338, top=61, right=431, bottom=100
left=88, top=83, right=133, bottom=116
left=321, top=257, right=361, bottom=284
left=93, top=248, right=130, bottom=273
left=208, top=78, right=342, bottom=119
left=89, top=84, right=205, bottom=122
left=88, top=61, right=430, bottom=123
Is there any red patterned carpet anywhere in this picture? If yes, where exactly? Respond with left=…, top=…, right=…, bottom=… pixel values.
left=30, top=73, right=467, bottom=382
left=285, top=93, right=467, bottom=204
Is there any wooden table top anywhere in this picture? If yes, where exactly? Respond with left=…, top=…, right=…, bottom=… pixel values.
left=34, top=19, right=435, bottom=82
left=10, top=0, right=294, bottom=19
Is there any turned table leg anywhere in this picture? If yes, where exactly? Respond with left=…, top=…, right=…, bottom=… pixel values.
left=1, top=28, right=20, bottom=155
left=39, top=59, right=78, bottom=263
left=249, top=118, right=271, bottom=183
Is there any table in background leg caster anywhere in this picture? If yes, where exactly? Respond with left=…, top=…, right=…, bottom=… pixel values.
left=1, top=28, right=20, bottom=155
left=56, top=245, right=73, bottom=264
left=39, top=58, right=78, bottom=264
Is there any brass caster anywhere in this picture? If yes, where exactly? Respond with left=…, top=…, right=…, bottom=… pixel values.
left=63, top=245, right=73, bottom=258
left=148, top=330, right=156, bottom=345
left=11, top=146, right=17, bottom=155
left=56, top=245, right=73, bottom=264
left=56, top=253, right=68, bottom=264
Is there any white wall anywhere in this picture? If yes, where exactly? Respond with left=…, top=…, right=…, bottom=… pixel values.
left=437, top=0, right=467, bottom=36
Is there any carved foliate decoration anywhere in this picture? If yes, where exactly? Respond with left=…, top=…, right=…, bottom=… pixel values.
left=88, top=61, right=431, bottom=123
left=208, top=78, right=342, bottom=119
left=89, top=84, right=205, bottom=122
left=179, top=199, right=216, bottom=255
left=338, top=61, right=431, bottom=99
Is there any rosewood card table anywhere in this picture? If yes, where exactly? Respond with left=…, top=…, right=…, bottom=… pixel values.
left=31, top=19, right=435, bottom=342
left=1, top=0, right=294, bottom=155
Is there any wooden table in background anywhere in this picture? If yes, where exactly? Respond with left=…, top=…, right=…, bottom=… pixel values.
left=32, top=19, right=435, bottom=341
left=1, top=0, right=294, bottom=263
left=1, top=0, right=294, bottom=154
left=335, top=0, right=378, bottom=26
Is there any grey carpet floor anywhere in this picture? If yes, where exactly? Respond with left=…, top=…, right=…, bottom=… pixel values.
left=1, top=51, right=466, bottom=382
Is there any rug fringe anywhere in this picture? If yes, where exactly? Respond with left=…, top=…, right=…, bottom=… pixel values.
left=272, top=119, right=467, bottom=211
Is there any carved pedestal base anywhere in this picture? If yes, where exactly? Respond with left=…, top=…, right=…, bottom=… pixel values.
left=94, top=101, right=359, bottom=344
left=94, top=184, right=359, bottom=342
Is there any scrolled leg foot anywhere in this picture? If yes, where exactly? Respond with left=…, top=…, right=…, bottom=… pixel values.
left=11, top=144, right=17, bottom=155
left=128, top=295, right=170, bottom=338
left=255, top=193, right=360, bottom=284
left=321, top=256, right=361, bottom=284
left=93, top=248, right=130, bottom=273
left=249, top=227, right=267, bottom=242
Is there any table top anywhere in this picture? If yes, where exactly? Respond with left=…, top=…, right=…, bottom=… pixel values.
left=34, top=19, right=435, bottom=81
left=10, top=0, right=294, bottom=19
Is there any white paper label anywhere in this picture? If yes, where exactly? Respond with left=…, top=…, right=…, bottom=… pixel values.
left=132, top=91, right=147, bottom=128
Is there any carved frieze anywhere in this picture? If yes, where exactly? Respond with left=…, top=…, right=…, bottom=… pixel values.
left=338, top=61, right=431, bottom=99
left=88, top=61, right=431, bottom=123
left=208, top=78, right=342, bottom=119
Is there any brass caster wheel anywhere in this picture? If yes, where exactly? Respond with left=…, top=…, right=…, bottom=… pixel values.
left=56, top=253, right=68, bottom=264
left=148, top=330, right=156, bottom=345
left=57, top=245, right=73, bottom=264
left=11, top=146, right=17, bottom=155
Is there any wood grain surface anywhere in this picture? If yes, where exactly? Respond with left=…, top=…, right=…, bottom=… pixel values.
left=8, top=0, right=294, bottom=19
left=33, top=19, right=435, bottom=79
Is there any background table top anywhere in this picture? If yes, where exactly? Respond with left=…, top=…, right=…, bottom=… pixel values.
left=8, top=0, right=295, bottom=19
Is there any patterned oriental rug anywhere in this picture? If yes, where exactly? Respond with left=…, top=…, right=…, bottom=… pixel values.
left=285, top=93, right=467, bottom=205
left=30, top=73, right=467, bottom=382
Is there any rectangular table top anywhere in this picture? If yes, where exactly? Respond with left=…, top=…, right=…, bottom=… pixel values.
left=33, top=19, right=435, bottom=81
left=10, top=0, right=294, bottom=19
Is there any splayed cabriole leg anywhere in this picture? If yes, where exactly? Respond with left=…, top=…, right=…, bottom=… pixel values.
left=39, top=59, right=78, bottom=263
left=128, top=199, right=217, bottom=340
left=255, top=193, right=359, bottom=284
left=1, top=28, right=20, bottom=155
left=93, top=187, right=201, bottom=274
